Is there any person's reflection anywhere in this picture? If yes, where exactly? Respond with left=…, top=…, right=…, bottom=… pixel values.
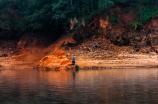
left=73, top=71, right=76, bottom=83
left=72, top=68, right=80, bottom=85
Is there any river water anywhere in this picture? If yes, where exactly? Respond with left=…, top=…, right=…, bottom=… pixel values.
left=0, top=68, right=158, bottom=104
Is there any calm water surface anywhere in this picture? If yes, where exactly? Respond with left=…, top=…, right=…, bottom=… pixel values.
left=0, top=68, right=158, bottom=104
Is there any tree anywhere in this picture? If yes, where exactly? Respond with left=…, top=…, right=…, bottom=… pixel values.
left=0, top=0, right=157, bottom=33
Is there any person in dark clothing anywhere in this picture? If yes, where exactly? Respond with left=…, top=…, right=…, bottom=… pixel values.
left=72, top=57, right=75, bottom=65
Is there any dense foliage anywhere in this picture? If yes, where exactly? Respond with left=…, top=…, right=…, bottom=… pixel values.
left=0, top=0, right=158, bottom=33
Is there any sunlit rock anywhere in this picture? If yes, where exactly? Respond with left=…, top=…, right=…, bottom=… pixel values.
left=36, top=49, right=75, bottom=71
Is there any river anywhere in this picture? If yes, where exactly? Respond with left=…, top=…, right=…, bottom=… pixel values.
left=0, top=68, right=158, bottom=104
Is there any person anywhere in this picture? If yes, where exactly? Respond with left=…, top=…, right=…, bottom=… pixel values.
left=72, top=57, right=75, bottom=65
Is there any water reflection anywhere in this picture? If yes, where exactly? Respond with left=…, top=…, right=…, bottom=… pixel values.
left=0, top=68, right=158, bottom=104
left=73, top=72, right=76, bottom=83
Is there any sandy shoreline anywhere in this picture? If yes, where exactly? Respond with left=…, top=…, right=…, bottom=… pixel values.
left=0, top=54, right=157, bottom=70
left=75, top=54, right=158, bottom=69
left=0, top=57, right=34, bottom=70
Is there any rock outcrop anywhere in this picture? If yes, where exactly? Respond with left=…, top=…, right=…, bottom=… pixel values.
left=36, top=49, right=75, bottom=71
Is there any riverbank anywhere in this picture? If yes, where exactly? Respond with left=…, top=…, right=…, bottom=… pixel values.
left=76, top=54, right=158, bottom=69
left=0, top=4, right=158, bottom=70
left=0, top=53, right=158, bottom=70
left=0, top=35, right=157, bottom=70
left=0, top=57, right=34, bottom=70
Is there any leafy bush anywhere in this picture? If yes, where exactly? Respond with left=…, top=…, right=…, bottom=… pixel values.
left=131, top=18, right=142, bottom=27
left=110, top=15, right=118, bottom=25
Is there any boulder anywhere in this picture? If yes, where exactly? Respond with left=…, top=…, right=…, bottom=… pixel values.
left=149, top=34, right=158, bottom=45
left=36, top=49, right=76, bottom=71
left=148, top=34, right=158, bottom=53
left=134, top=36, right=142, bottom=42
left=107, top=28, right=125, bottom=45
left=140, top=47, right=151, bottom=53
left=149, top=52, right=157, bottom=55
left=1, top=54, right=8, bottom=57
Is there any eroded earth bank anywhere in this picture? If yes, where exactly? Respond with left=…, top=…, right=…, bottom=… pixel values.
left=1, top=8, right=158, bottom=70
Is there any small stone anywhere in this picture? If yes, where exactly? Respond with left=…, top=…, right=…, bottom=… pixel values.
left=149, top=52, right=157, bottom=55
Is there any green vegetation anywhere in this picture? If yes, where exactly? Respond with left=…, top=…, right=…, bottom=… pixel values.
left=110, top=15, right=118, bottom=25
left=131, top=18, right=142, bottom=28
left=0, top=0, right=157, bottom=33
left=0, top=0, right=115, bottom=32
left=131, top=0, right=158, bottom=23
